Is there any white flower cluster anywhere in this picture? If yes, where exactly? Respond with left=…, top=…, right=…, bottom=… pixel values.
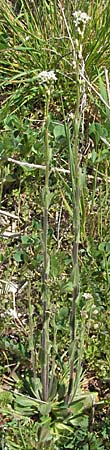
left=38, top=70, right=57, bottom=84
left=73, top=10, right=90, bottom=28
left=83, top=292, right=93, bottom=300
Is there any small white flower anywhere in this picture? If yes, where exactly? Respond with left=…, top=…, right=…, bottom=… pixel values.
left=73, top=10, right=90, bottom=27
left=81, top=310, right=88, bottom=319
left=1, top=312, right=7, bottom=318
left=93, top=309, right=99, bottom=315
left=83, top=293, right=93, bottom=300
left=7, top=308, right=18, bottom=319
left=25, top=35, right=30, bottom=41
left=38, top=70, right=57, bottom=84
left=67, top=111, right=74, bottom=124
left=94, top=323, right=99, bottom=330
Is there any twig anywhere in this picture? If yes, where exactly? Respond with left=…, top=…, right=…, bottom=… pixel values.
left=0, top=232, right=21, bottom=239
left=0, top=209, right=18, bottom=219
left=0, top=156, right=69, bottom=174
left=100, top=136, right=110, bottom=148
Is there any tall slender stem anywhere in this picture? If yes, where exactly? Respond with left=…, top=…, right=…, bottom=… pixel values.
left=66, top=60, right=81, bottom=402
left=63, top=9, right=90, bottom=405
left=42, top=91, right=51, bottom=401
left=28, top=281, right=36, bottom=382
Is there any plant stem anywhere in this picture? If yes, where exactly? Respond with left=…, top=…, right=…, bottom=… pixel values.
left=42, top=91, right=51, bottom=401
left=28, top=281, right=36, bottom=382
left=66, top=58, right=81, bottom=403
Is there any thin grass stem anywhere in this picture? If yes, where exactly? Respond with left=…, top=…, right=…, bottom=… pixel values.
left=41, top=90, right=51, bottom=401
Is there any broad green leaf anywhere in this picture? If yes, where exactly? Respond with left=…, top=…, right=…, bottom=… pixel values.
left=58, top=307, right=69, bottom=321
left=89, top=121, right=96, bottom=136
left=98, top=242, right=105, bottom=252
left=39, top=403, right=52, bottom=416
left=50, top=254, right=59, bottom=277
left=13, top=251, right=23, bottom=262
left=91, top=148, right=97, bottom=163
left=14, top=394, right=38, bottom=408
left=58, top=383, right=66, bottom=400
left=21, top=235, right=33, bottom=245
left=55, top=422, right=73, bottom=433
left=53, top=124, right=65, bottom=139
left=106, top=242, right=110, bottom=252
left=63, top=281, right=73, bottom=293
left=49, top=377, right=58, bottom=400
